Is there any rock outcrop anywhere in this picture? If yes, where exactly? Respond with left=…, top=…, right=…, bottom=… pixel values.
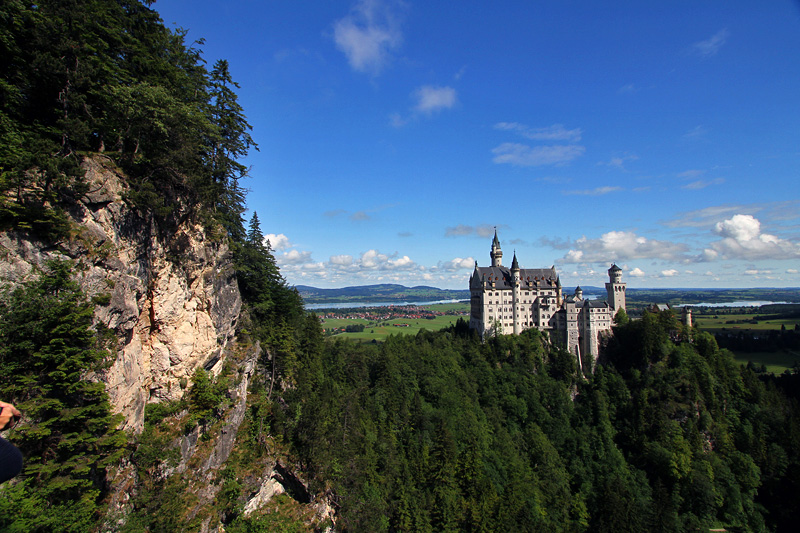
left=0, top=156, right=241, bottom=431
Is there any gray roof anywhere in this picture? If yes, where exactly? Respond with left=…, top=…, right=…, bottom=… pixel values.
left=471, top=266, right=558, bottom=290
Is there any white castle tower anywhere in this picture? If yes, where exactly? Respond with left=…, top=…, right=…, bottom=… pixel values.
left=490, top=229, right=503, bottom=267
left=605, top=264, right=626, bottom=312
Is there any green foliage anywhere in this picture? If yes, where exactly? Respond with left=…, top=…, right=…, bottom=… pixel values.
left=0, top=260, right=125, bottom=532
left=186, top=368, right=227, bottom=429
left=265, top=308, right=800, bottom=531
left=0, top=0, right=256, bottom=237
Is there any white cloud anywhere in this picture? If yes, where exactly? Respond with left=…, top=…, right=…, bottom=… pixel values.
left=440, top=257, right=475, bottom=271
left=413, top=86, right=457, bottom=114
left=281, top=249, right=313, bottom=264
left=692, top=29, right=729, bottom=58
left=333, top=0, right=403, bottom=75
left=665, top=204, right=756, bottom=229
left=359, top=249, right=417, bottom=271
left=559, top=230, right=689, bottom=264
left=329, top=254, right=354, bottom=266
left=787, top=269, right=798, bottom=274
left=264, top=233, right=290, bottom=251
left=661, top=269, right=679, bottom=277
left=704, top=214, right=800, bottom=261
left=629, top=267, right=646, bottom=277
left=492, top=143, right=585, bottom=167
left=494, top=122, right=582, bottom=142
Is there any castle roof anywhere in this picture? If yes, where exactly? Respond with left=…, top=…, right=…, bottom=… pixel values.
left=471, top=265, right=558, bottom=290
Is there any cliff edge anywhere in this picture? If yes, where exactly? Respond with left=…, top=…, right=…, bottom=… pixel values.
left=0, top=156, right=241, bottom=432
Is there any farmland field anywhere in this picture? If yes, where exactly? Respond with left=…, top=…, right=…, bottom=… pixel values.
left=318, top=302, right=469, bottom=342
left=693, top=308, right=800, bottom=374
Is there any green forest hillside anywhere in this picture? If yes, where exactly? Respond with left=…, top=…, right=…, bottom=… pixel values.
left=1, top=2, right=799, bottom=532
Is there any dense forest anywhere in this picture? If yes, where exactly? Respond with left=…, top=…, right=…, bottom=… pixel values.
left=1, top=1, right=800, bottom=532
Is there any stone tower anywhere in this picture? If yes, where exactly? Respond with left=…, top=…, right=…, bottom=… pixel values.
left=682, top=307, right=693, bottom=327
left=511, top=252, right=521, bottom=334
left=490, top=229, right=503, bottom=267
left=605, top=264, right=626, bottom=311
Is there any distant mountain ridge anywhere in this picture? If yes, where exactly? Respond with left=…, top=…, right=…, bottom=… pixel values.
left=295, top=284, right=470, bottom=304
left=296, top=284, right=800, bottom=307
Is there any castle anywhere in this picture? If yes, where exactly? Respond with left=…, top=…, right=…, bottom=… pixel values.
left=468, top=231, right=626, bottom=371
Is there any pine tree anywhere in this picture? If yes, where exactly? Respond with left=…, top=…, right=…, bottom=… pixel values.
left=0, top=260, right=125, bottom=532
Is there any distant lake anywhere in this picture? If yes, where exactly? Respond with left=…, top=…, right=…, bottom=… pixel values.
left=684, top=301, right=788, bottom=308
left=305, top=299, right=469, bottom=310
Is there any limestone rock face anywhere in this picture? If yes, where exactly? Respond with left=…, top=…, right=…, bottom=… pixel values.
left=0, top=156, right=241, bottom=431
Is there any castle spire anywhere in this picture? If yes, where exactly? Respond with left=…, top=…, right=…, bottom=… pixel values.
left=490, top=228, right=503, bottom=267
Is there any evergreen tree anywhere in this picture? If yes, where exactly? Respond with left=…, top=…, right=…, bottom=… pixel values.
left=0, top=260, right=125, bottom=532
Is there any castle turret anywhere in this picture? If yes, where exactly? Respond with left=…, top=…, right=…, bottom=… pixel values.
left=490, top=228, right=503, bottom=267
left=575, top=285, right=583, bottom=300
left=682, top=306, right=692, bottom=328
left=605, top=264, right=626, bottom=311
left=556, top=276, right=562, bottom=305
left=511, top=252, right=521, bottom=334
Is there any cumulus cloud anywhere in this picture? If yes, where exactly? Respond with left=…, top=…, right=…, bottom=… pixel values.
left=494, top=122, right=582, bottom=142
left=692, top=29, right=729, bottom=58
left=629, top=267, right=646, bottom=277
left=661, top=269, right=679, bottom=277
left=333, top=0, right=403, bottom=75
left=440, top=257, right=475, bottom=271
left=558, top=231, right=689, bottom=264
left=280, top=249, right=313, bottom=265
left=269, top=236, right=481, bottom=288
left=329, top=254, right=354, bottom=266
left=492, top=143, right=585, bottom=167
left=703, top=214, right=800, bottom=260
left=359, top=249, right=416, bottom=270
left=413, top=85, right=458, bottom=114
left=664, top=203, right=771, bottom=229
left=264, top=233, right=290, bottom=251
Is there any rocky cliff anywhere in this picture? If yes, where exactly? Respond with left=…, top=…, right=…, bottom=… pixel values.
left=0, top=156, right=241, bottom=431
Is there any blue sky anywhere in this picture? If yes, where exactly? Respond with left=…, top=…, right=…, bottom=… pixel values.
left=155, top=0, right=800, bottom=289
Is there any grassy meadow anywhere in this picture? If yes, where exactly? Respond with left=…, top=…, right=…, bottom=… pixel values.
left=693, top=310, right=800, bottom=374
left=319, top=303, right=469, bottom=342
